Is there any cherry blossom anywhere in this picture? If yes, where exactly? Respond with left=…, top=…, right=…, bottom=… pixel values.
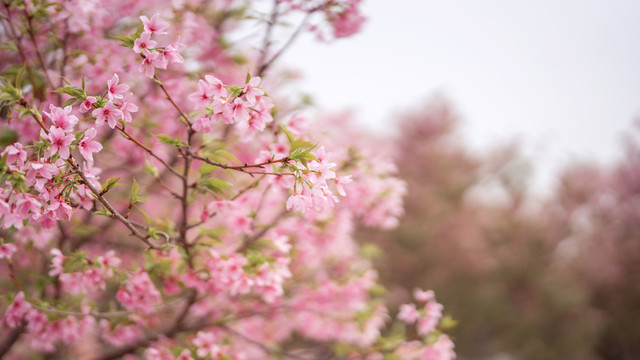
left=78, top=128, right=102, bottom=162
left=46, top=127, right=74, bottom=159
left=92, top=100, right=123, bottom=128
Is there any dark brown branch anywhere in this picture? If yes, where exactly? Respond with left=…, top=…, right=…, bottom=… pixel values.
left=0, top=326, right=23, bottom=358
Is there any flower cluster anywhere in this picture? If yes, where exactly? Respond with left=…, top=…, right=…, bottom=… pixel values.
left=189, top=75, right=274, bottom=134
left=0, top=2, right=454, bottom=359
left=134, top=15, right=185, bottom=78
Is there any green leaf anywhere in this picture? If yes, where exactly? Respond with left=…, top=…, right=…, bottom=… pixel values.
left=15, top=66, right=24, bottom=89
left=137, top=205, right=152, bottom=227
left=130, top=178, right=142, bottom=204
left=280, top=126, right=295, bottom=144
left=62, top=251, right=88, bottom=273
left=144, top=160, right=159, bottom=177
left=52, top=85, right=85, bottom=98
left=0, top=128, right=19, bottom=146
left=112, top=34, right=136, bottom=48
left=0, top=42, right=18, bottom=53
left=199, top=228, right=227, bottom=242
left=227, top=85, right=242, bottom=98
left=101, top=177, right=120, bottom=194
left=439, top=314, right=458, bottom=330
left=291, top=140, right=316, bottom=152
left=155, top=134, right=189, bottom=148
left=62, top=97, right=78, bottom=107
left=199, top=164, right=218, bottom=175
left=245, top=72, right=251, bottom=84
left=92, top=208, right=112, bottom=217
left=199, top=178, right=232, bottom=194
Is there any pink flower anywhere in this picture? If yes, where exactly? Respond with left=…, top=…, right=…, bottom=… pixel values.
left=92, top=100, right=123, bottom=128
left=192, top=116, right=212, bottom=133
left=308, top=159, right=337, bottom=184
left=78, top=127, right=102, bottom=162
left=286, top=193, right=309, bottom=212
left=417, top=301, right=444, bottom=336
left=421, top=335, right=456, bottom=360
left=25, top=310, right=48, bottom=334
left=140, top=14, right=169, bottom=35
left=107, top=73, right=130, bottom=100
left=116, top=270, right=162, bottom=314
left=80, top=96, right=97, bottom=113
left=15, top=194, right=42, bottom=220
left=43, top=105, right=78, bottom=133
left=2, top=142, right=27, bottom=168
left=119, top=93, right=139, bottom=123
left=414, top=288, right=435, bottom=303
left=25, top=161, right=58, bottom=191
left=245, top=107, right=271, bottom=133
left=133, top=31, right=157, bottom=54
left=204, top=75, right=228, bottom=97
left=72, top=185, right=94, bottom=211
left=330, top=2, right=366, bottom=38
left=189, top=79, right=215, bottom=109
left=243, top=76, right=264, bottom=106
left=45, top=195, right=74, bottom=221
left=139, top=50, right=165, bottom=78
left=212, top=98, right=234, bottom=124
left=334, top=175, right=352, bottom=196
left=192, top=331, right=221, bottom=358
left=398, top=303, right=419, bottom=324
left=230, top=98, right=250, bottom=123
left=0, top=243, right=17, bottom=259
left=96, top=250, right=121, bottom=277
left=161, top=43, right=185, bottom=64
left=46, top=127, right=74, bottom=159
left=4, top=291, right=31, bottom=327
left=176, top=349, right=194, bottom=360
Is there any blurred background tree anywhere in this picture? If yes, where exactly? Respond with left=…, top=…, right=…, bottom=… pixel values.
left=360, top=98, right=640, bottom=360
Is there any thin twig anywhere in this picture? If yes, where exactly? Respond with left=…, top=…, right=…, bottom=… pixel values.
left=257, top=7, right=320, bottom=76
left=116, top=124, right=184, bottom=179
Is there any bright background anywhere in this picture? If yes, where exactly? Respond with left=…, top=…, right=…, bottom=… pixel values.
left=283, top=0, right=640, bottom=193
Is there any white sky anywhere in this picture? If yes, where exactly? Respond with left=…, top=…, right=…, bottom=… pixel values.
left=281, top=0, right=640, bottom=193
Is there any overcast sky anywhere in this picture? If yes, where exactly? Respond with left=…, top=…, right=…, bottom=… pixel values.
left=282, top=0, right=640, bottom=193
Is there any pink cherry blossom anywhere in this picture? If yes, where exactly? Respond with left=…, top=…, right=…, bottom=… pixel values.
left=0, top=243, right=17, bottom=259
left=46, top=127, right=74, bottom=159
left=78, top=128, right=102, bottom=162
left=2, top=142, right=27, bottom=169
left=107, top=73, right=130, bottom=100
left=286, top=193, right=309, bottom=212
left=192, top=116, right=212, bottom=132
left=133, top=31, right=157, bottom=54
left=80, top=96, right=97, bottom=113
left=398, top=303, right=419, bottom=324
left=92, top=100, right=123, bottom=128
left=140, top=14, right=169, bottom=35
left=243, top=76, right=264, bottom=106
left=204, top=75, right=229, bottom=97
left=139, top=50, right=165, bottom=78
left=25, top=161, right=58, bottom=191
left=49, top=248, right=66, bottom=276
left=161, top=43, right=185, bottom=64
left=119, top=92, right=139, bottom=123
left=116, top=270, right=162, bottom=314
left=414, top=288, right=435, bottom=303
left=189, top=79, right=215, bottom=109
left=230, top=97, right=250, bottom=123
left=192, top=331, right=221, bottom=358
left=43, top=105, right=78, bottom=133
left=4, top=291, right=31, bottom=327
